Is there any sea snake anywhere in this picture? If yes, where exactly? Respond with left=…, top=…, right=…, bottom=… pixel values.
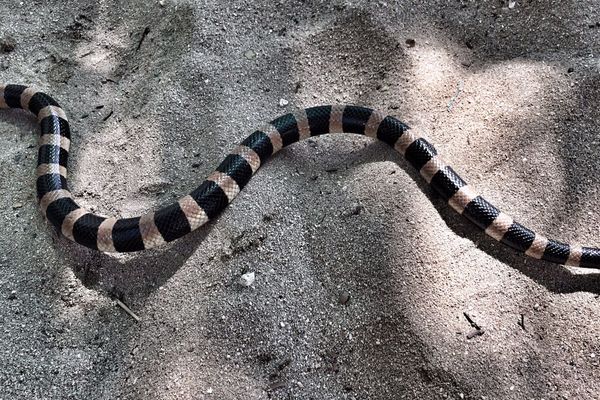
left=1, top=83, right=599, bottom=268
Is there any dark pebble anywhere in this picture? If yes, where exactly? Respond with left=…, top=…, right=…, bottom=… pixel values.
left=466, top=329, right=484, bottom=339
left=339, top=291, right=350, bottom=305
left=405, top=38, right=416, bottom=48
left=568, top=67, right=574, bottom=73
left=0, top=38, right=15, bottom=53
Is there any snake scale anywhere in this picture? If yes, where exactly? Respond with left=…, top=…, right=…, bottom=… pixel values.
left=2, top=83, right=599, bottom=268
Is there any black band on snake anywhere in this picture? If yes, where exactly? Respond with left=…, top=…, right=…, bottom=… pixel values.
left=2, top=83, right=599, bottom=268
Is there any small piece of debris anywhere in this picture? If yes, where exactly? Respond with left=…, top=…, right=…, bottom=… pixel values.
left=158, top=0, right=165, bottom=6
left=102, top=110, right=114, bottom=121
left=279, top=98, right=289, bottom=107
left=239, top=271, right=255, bottom=287
left=405, top=38, right=416, bottom=48
left=466, top=329, right=484, bottom=339
left=508, top=0, right=516, bottom=8
left=567, top=67, right=574, bottom=73
left=338, top=291, right=350, bottom=305
left=268, top=380, right=286, bottom=391
left=12, top=203, right=23, bottom=209
left=7, top=290, right=17, bottom=300
left=517, top=314, right=526, bottom=330
left=463, top=312, right=480, bottom=329
left=0, top=37, right=16, bottom=53
left=244, top=50, right=256, bottom=59
left=116, top=299, right=140, bottom=322
left=342, top=204, right=364, bottom=217
left=205, top=387, right=213, bottom=394
left=135, top=27, right=150, bottom=52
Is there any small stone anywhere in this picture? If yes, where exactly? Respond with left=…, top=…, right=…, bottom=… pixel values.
left=7, top=290, right=17, bottom=300
left=508, top=0, right=516, bottom=8
left=158, top=0, right=165, bottom=6
left=0, top=37, right=16, bottom=53
left=466, top=329, right=484, bottom=339
left=405, top=38, right=416, bottom=48
left=244, top=50, right=256, bottom=59
left=12, top=203, right=23, bottom=209
left=205, top=387, right=213, bottom=394
left=279, top=98, right=289, bottom=107
left=239, top=271, right=255, bottom=287
left=567, top=67, right=574, bottom=73
left=338, top=291, right=350, bottom=305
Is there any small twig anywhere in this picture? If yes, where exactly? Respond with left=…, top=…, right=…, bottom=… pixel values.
left=463, top=312, right=481, bottom=330
left=79, top=51, right=94, bottom=58
left=447, top=80, right=464, bottom=112
left=116, top=299, right=140, bottom=322
left=136, top=27, right=150, bottom=52
left=517, top=314, right=526, bottom=331
left=102, top=110, right=114, bottom=121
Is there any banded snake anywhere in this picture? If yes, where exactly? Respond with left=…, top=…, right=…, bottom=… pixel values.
left=1, top=84, right=598, bottom=268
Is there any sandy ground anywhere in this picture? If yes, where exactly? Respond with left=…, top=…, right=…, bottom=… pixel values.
left=1, top=0, right=600, bottom=399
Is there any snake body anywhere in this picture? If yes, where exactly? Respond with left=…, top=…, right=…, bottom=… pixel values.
left=2, top=84, right=599, bottom=268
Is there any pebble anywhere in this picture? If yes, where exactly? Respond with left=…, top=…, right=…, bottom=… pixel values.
left=405, top=38, right=416, bottom=48
left=239, top=271, right=255, bottom=287
left=12, top=203, right=23, bottom=209
left=279, top=98, right=289, bottom=107
left=0, top=37, right=15, bottom=53
left=338, top=291, right=350, bottom=305
left=344, top=204, right=364, bottom=217
left=244, top=50, right=256, bottom=59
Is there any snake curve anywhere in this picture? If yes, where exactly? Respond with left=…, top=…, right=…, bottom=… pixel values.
left=1, top=83, right=599, bottom=268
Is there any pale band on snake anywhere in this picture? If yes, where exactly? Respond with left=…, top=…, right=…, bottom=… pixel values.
left=1, top=83, right=598, bottom=268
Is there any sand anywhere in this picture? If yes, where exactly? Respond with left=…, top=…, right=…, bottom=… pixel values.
left=1, top=0, right=600, bottom=399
